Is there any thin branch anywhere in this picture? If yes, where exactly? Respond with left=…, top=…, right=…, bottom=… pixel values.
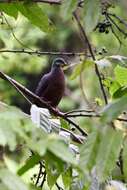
left=65, top=109, right=94, bottom=115
left=108, top=13, right=127, bottom=28
left=35, top=162, right=43, bottom=186
left=110, top=24, right=122, bottom=48
left=65, top=112, right=127, bottom=123
left=73, top=11, right=108, bottom=105
left=0, top=49, right=87, bottom=57
left=0, top=0, right=61, bottom=4
left=60, top=128, right=85, bottom=144
left=56, top=183, right=64, bottom=190
left=40, top=170, right=46, bottom=188
left=107, top=14, right=127, bottom=38
left=0, top=71, right=88, bottom=136
left=66, top=113, right=100, bottom=118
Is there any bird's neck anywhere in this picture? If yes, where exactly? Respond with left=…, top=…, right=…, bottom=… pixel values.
left=51, top=66, right=63, bottom=74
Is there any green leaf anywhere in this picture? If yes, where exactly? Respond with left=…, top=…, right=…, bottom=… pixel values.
left=17, top=154, right=41, bottom=176
left=48, top=134, right=77, bottom=165
left=79, top=128, right=101, bottom=171
left=108, top=55, right=127, bottom=67
left=60, top=118, right=69, bottom=129
left=61, top=0, right=77, bottom=20
left=113, top=86, right=127, bottom=99
left=0, top=169, right=28, bottom=190
left=16, top=3, right=53, bottom=33
left=123, top=138, right=127, bottom=181
left=115, top=65, right=127, bottom=86
left=45, top=151, right=65, bottom=188
left=0, top=3, right=18, bottom=19
left=83, top=0, right=101, bottom=33
left=0, top=121, right=17, bottom=151
left=70, top=60, right=93, bottom=80
left=101, top=95, right=127, bottom=123
left=109, top=81, right=121, bottom=97
left=26, top=129, right=48, bottom=156
left=0, top=105, right=36, bottom=151
left=96, top=127, right=123, bottom=182
left=62, top=168, right=72, bottom=189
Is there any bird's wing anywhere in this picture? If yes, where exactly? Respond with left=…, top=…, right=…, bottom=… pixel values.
left=35, top=74, right=49, bottom=96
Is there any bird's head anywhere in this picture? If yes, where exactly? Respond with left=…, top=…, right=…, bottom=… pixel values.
left=52, top=58, right=67, bottom=68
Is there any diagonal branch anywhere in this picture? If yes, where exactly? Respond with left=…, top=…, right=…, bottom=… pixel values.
left=0, top=71, right=88, bottom=136
left=73, top=11, right=108, bottom=105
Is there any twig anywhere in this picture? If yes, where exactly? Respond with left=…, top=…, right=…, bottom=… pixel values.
left=60, top=128, right=85, bottom=144
left=40, top=170, right=46, bottom=188
left=0, top=0, right=61, bottom=4
left=56, top=182, right=64, bottom=190
left=65, top=112, right=127, bottom=123
left=65, top=109, right=94, bottom=115
left=108, top=13, right=127, bottom=28
left=66, top=113, right=100, bottom=118
left=107, top=14, right=127, bottom=38
left=73, top=11, right=108, bottom=105
left=35, top=162, right=43, bottom=186
left=0, top=49, right=87, bottom=57
left=110, top=24, right=122, bottom=48
left=0, top=71, right=88, bottom=136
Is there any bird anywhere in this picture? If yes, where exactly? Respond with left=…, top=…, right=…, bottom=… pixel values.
left=35, top=58, right=67, bottom=107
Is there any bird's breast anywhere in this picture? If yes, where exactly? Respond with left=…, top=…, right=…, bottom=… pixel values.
left=42, top=69, right=65, bottom=107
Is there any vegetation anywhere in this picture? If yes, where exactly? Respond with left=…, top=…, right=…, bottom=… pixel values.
left=0, top=0, right=127, bottom=189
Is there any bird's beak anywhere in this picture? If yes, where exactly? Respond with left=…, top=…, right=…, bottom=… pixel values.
left=61, top=61, right=68, bottom=69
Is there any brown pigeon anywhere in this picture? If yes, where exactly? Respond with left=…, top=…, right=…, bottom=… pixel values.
left=35, top=58, right=67, bottom=107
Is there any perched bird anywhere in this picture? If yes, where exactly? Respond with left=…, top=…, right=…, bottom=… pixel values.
left=35, top=58, right=67, bottom=107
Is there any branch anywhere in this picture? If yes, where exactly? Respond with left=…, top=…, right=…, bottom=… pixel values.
left=65, top=109, right=94, bottom=115
left=35, top=162, right=43, bottom=186
left=73, top=11, right=108, bottom=105
left=0, top=49, right=87, bottom=57
left=65, top=112, right=127, bottom=123
left=0, top=71, right=88, bottom=136
left=0, top=0, right=61, bottom=4
left=108, top=13, right=127, bottom=29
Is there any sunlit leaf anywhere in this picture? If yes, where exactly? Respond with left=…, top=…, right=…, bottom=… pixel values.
left=101, top=95, right=127, bottom=123
left=45, top=151, right=65, bottom=188
left=60, top=118, right=69, bottom=129
left=18, top=154, right=41, bottom=176
left=16, top=3, right=53, bottom=33
left=70, top=60, right=93, bottom=80
left=0, top=3, right=18, bottom=19
left=96, top=127, right=123, bottom=182
left=79, top=128, right=101, bottom=171
left=62, top=168, right=72, bottom=189
left=115, top=65, right=127, bottom=86
left=0, top=169, right=28, bottom=190
left=48, top=134, right=77, bottom=165
left=113, top=86, right=127, bottom=99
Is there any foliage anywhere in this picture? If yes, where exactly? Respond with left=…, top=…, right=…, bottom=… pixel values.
left=0, top=0, right=127, bottom=190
